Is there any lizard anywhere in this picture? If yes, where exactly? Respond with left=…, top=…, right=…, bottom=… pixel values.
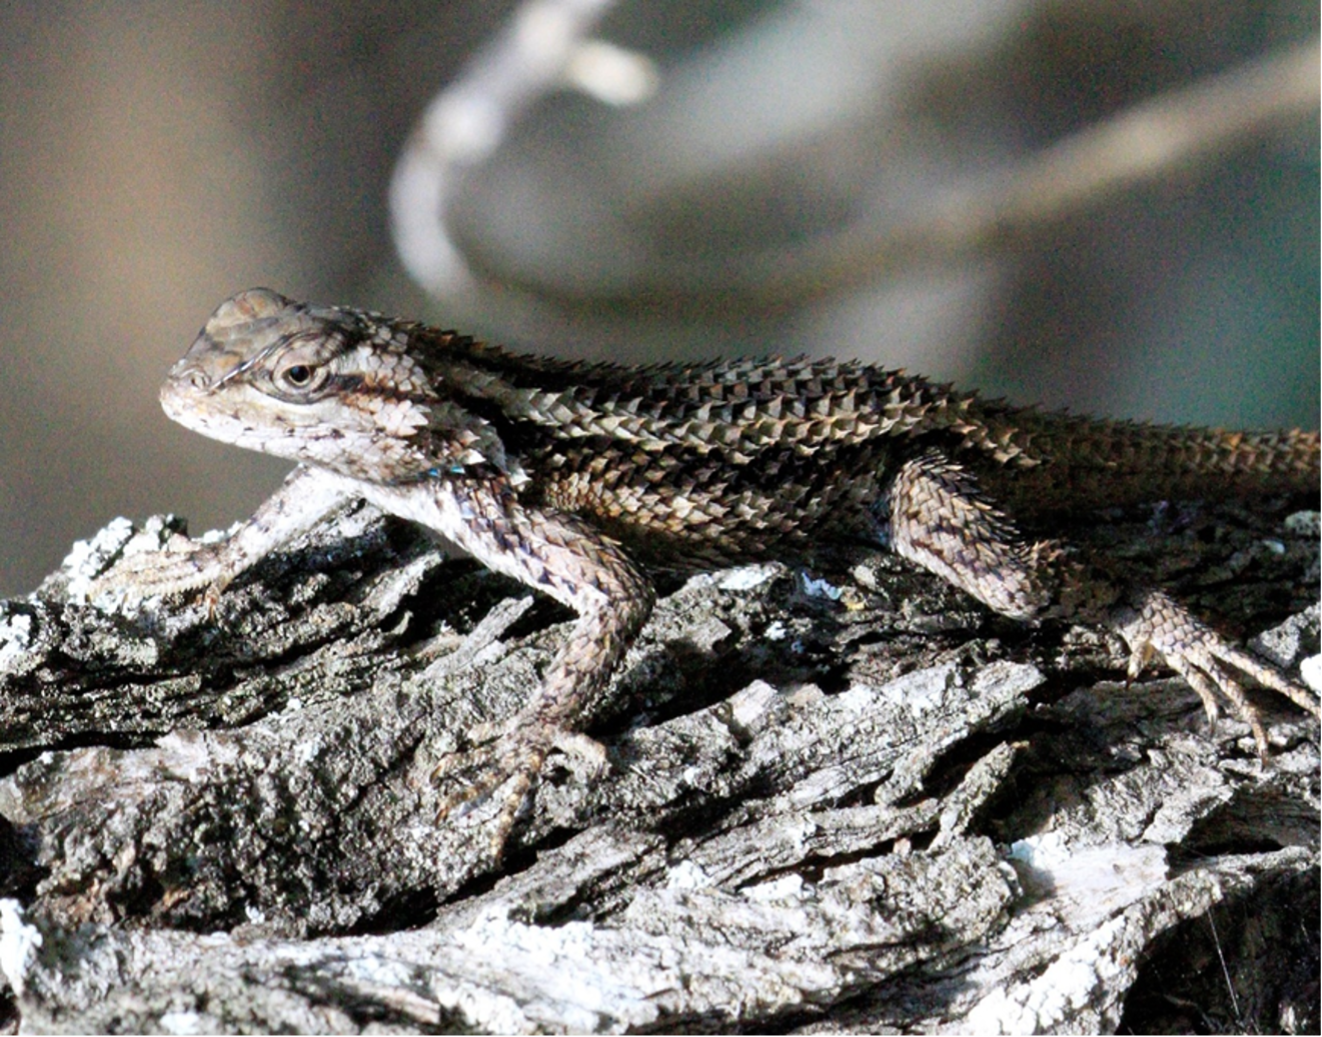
left=92, top=287, right=1321, bottom=856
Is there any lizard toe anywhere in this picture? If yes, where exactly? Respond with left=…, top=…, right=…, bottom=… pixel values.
left=432, top=723, right=596, bottom=860
left=1112, top=588, right=1315, bottom=754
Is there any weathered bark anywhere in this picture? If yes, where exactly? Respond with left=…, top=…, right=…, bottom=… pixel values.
left=0, top=498, right=1317, bottom=1034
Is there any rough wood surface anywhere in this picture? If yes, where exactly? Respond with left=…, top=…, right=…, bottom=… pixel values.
left=0, top=497, right=1317, bottom=1034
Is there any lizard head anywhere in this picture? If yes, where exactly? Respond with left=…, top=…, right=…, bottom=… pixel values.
left=161, top=289, right=518, bottom=484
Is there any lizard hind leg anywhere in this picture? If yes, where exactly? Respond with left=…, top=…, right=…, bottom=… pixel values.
left=880, top=453, right=1319, bottom=752
left=1112, top=588, right=1321, bottom=755
left=881, top=452, right=1069, bottom=621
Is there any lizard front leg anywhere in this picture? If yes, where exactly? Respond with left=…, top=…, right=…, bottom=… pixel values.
left=89, top=465, right=358, bottom=609
left=881, top=452, right=1319, bottom=750
left=360, top=476, right=655, bottom=858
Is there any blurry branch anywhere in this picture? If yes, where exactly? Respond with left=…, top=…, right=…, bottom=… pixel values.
left=390, top=0, right=651, bottom=300
left=985, top=37, right=1318, bottom=241
left=392, top=18, right=1318, bottom=316
left=806, top=35, right=1321, bottom=299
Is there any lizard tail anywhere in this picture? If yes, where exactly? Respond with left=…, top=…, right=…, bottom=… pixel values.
left=964, top=411, right=1319, bottom=514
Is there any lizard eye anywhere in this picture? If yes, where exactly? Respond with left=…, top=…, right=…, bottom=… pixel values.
left=273, top=360, right=327, bottom=395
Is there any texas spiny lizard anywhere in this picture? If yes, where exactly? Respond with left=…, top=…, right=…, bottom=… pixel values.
left=94, top=289, right=1321, bottom=855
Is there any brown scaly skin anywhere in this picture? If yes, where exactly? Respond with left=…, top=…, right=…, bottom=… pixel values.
left=93, top=288, right=1321, bottom=857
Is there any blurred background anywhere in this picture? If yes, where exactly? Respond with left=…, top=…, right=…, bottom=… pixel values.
left=0, top=0, right=1317, bottom=598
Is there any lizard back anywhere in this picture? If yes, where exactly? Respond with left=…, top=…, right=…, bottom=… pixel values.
left=412, top=327, right=1319, bottom=566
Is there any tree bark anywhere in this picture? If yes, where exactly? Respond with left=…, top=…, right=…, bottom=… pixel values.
left=0, top=497, right=1317, bottom=1034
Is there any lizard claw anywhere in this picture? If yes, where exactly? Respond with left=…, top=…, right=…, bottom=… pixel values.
left=1113, top=589, right=1320, bottom=755
left=431, top=719, right=609, bottom=859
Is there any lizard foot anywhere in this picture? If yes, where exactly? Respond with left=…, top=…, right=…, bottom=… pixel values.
left=87, top=534, right=228, bottom=609
left=1112, top=589, right=1320, bottom=754
left=430, top=719, right=609, bottom=859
